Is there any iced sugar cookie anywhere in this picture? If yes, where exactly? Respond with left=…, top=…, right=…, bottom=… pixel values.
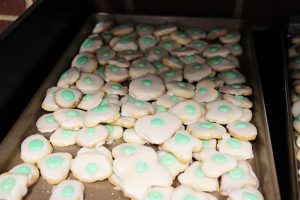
left=159, top=40, right=181, bottom=52
left=108, top=57, right=131, bottom=68
left=0, top=173, right=28, bottom=200
left=123, top=128, right=147, bottom=145
left=129, top=74, right=165, bottom=101
left=134, top=112, right=182, bottom=144
left=36, top=113, right=59, bottom=133
left=203, top=44, right=230, bottom=58
left=121, top=99, right=155, bottom=119
left=111, top=36, right=138, bottom=52
left=139, top=35, right=157, bottom=51
left=101, top=94, right=122, bottom=106
left=112, top=143, right=147, bottom=158
left=71, top=152, right=112, bottom=183
left=57, top=68, right=80, bottom=88
left=49, top=179, right=85, bottom=200
left=101, top=82, right=128, bottom=96
left=76, top=125, right=108, bottom=148
left=219, top=31, right=241, bottom=44
left=9, top=163, right=39, bottom=186
left=187, top=121, right=230, bottom=140
left=77, top=146, right=112, bottom=161
left=170, top=31, right=192, bottom=45
left=179, top=54, right=204, bottom=65
left=162, top=56, right=184, bottom=70
left=154, top=25, right=177, bottom=37
left=118, top=49, right=143, bottom=61
left=186, top=28, right=206, bottom=40
left=77, top=90, right=104, bottom=110
left=92, top=19, right=114, bottom=34
left=80, top=35, right=103, bottom=53
left=292, top=100, right=300, bottom=117
left=225, top=43, right=243, bottom=56
left=146, top=47, right=169, bottom=61
left=76, top=72, right=104, bottom=93
left=171, top=185, right=217, bottom=200
left=178, top=161, right=219, bottom=192
left=103, top=124, right=123, bottom=142
left=207, top=26, right=228, bottom=40
left=71, top=52, right=98, bottom=73
left=143, top=187, right=174, bottom=200
left=219, top=84, right=253, bottom=96
left=162, top=130, right=202, bottom=164
left=193, top=85, right=219, bottom=103
left=226, top=121, right=258, bottom=141
left=184, top=63, right=212, bottom=83
left=137, top=24, right=154, bottom=36
left=101, top=31, right=114, bottom=44
left=227, top=186, right=264, bottom=200
left=54, top=88, right=82, bottom=108
left=187, top=40, right=209, bottom=54
left=50, top=128, right=78, bottom=147
left=37, top=152, right=72, bottom=184
left=193, top=139, right=217, bottom=161
left=166, top=81, right=195, bottom=98
left=156, top=93, right=184, bottom=108
left=53, top=109, right=85, bottom=130
left=239, top=108, right=253, bottom=122
left=129, top=59, right=157, bottom=79
left=153, top=102, right=169, bottom=113
left=111, top=22, right=134, bottom=36
left=112, top=116, right=136, bottom=129
left=160, top=69, right=183, bottom=83
left=169, top=100, right=202, bottom=125
left=105, top=65, right=129, bottom=82
left=207, top=56, right=237, bottom=72
left=96, top=48, right=116, bottom=65
left=42, top=87, right=60, bottom=111
left=217, top=70, right=246, bottom=85
left=217, top=137, right=253, bottom=160
left=21, top=134, right=53, bottom=164
left=84, top=104, right=120, bottom=127
left=223, top=94, right=253, bottom=109
left=293, top=115, right=300, bottom=133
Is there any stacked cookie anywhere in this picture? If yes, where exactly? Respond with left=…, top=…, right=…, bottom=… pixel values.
left=0, top=19, right=264, bottom=200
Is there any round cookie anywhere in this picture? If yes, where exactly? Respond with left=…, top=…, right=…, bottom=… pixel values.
left=170, top=31, right=192, bottom=45
left=76, top=125, right=108, bottom=148
left=156, top=93, right=184, bottom=108
left=160, top=69, right=183, bottom=83
left=42, top=87, right=60, bottom=111
left=240, top=108, right=253, bottom=122
left=138, top=35, right=157, bottom=51
left=104, top=65, right=129, bottom=82
left=77, top=90, right=105, bottom=110
left=171, top=185, right=217, bottom=200
left=101, top=82, right=128, bottom=96
left=187, top=121, right=230, bottom=140
left=159, top=40, right=181, bottom=52
left=101, top=31, right=114, bottom=44
left=217, top=137, right=253, bottom=160
left=80, top=35, right=103, bottom=53
left=112, top=116, right=136, bottom=129
left=92, top=19, right=114, bottom=34
left=217, top=70, right=246, bottom=85
left=206, top=26, right=228, bottom=40
left=225, top=43, right=243, bottom=56
left=76, top=72, right=104, bottom=93
left=49, top=179, right=85, bottom=200
left=162, top=56, right=184, bottom=70
left=154, top=25, right=177, bottom=37
left=293, top=115, right=300, bottom=133
left=111, top=143, right=146, bottom=158
left=71, top=52, right=98, bottom=73
left=77, top=146, right=113, bottom=161
left=219, top=84, right=253, bottom=96
left=9, top=163, right=39, bottom=186
left=123, top=128, right=147, bottom=145
left=193, top=85, right=219, bottom=103
left=111, top=22, right=134, bottom=36
left=146, top=47, right=168, bottom=61
left=129, top=59, right=157, bottom=79
left=101, top=94, right=122, bottom=106
left=203, top=44, right=230, bottom=58
left=223, top=94, right=253, bottom=109
left=53, top=109, right=85, bottom=130
left=153, top=102, right=169, bottom=113
left=227, top=186, right=264, bottom=200
left=207, top=56, right=237, bottom=72
left=166, top=81, right=195, bottom=98
left=36, top=113, right=59, bottom=133
left=193, top=139, right=217, bottom=161
left=21, top=134, right=53, bottom=164
left=96, top=48, right=116, bottom=65
left=95, top=66, right=106, bottom=80
left=54, top=88, right=82, bottom=108
left=169, top=100, right=202, bottom=125
left=137, top=24, right=154, bottom=36
left=108, top=57, right=131, bottom=68
left=187, top=40, right=209, bottom=54
left=292, top=100, right=300, bottom=117
left=179, top=54, right=205, bottom=65
left=186, top=28, right=206, bottom=40
left=104, top=124, right=124, bottom=142
left=219, top=31, right=241, bottom=44
left=121, top=99, right=155, bottom=119
left=118, top=49, right=143, bottom=61
left=110, top=36, right=138, bottom=52
left=50, top=128, right=78, bottom=147
left=57, top=68, right=80, bottom=88
left=183, top=63, right=212, bottom=83
left=0, top=173, right=28, bottom=200
left=143, top=186, right=174, bottom=200
left=84, top=104, right=120, bottom=127
left=226, top=121, right=258, bottom=141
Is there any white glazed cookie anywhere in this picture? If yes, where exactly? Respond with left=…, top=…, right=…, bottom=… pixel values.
left=293, top=116, right=300, bottom=133
left=111, top=22, right=134, bottom=36
left=153, top=103, right=169, bottom=113
left=178, top=161, right=219, bottom=192
left=219, top=31, right=241, bottom=44
left=193, top=139, right=217, bottom=161
left=92, top=19, right=114, bottom=34
left=137, top=24, right=154, bottom=36
left=111, top=143, right=146, bottom=158
left=76, top=125, right=108, bottom=148
left=199, top=149, right=237, bottom=178
left=170, top=31, right=192, bottom=45
left=42, top=87, right=60, bottom=111
left=138, top=35, right=157, bottom=51
left=21, top=134, right=53, bottom=164
left=159, top=40, right=181, bottom=52
left=239, top=108, right=253, bottom=122
left=110, top=36, right=138, bottom=52
left=225, top=43, right=243, bottom=56
left=186, top=28, right=206, bottom=40
left=112, top=116, right=136, bottom=128
left=219, top=84, right=253, bottom=96
left=36, top=113, right=59, bottom=133
left=96, top=48, right=116, bottom=65
left=49, top=179, right=85, bottom=200
left=187, top=121, right=230, bottom=140
left=217, top=70, right=246, bottom=85
left=108, top=57, right=131, bottom=68
left=118, top=49, right=143, bottom=61
left=134, top=112, right=182, bottom=144
left=71, top=52, right=98, bottom=73
left=9, top=163, right=39, bottom=186
left=203, top=44, right=230, bottom=58
left=129, top=74, right=166, bottom=101
left=101, top=82, right=128, bottom=96
left=223, top=94, right=253, bottom=109
left=162, top=130, right=202, bottom=164
left=162, top=56, right=184, bottom=70
left=143, top=186, right=174, bottom=200
left=80, top=35, right=103, bottom=53
left=166, top=81, right=195, bottom=98
left=57, top=68, right=80, bottom=88
left=292, top=100, right=300, bottom=117
left=70, top=152, right=112, bottom=183
left=217, top=137, right=254, bottom=160
left=157, top=151, right=188, bottom=179
left=171, top=185, right=217, bottom=200
left=129, top=59, right=157, bottom=79
left=187, top=40, right=209, bottom=54
left=54, top=88, right=82, bottom=108
left=207, top=26, right=228, bottom=40
left=77, top=90, right=105, bottom=110
left=227, top=186, right=264, bottom=200
left=193, top=84, right=219, bottom=103
left=0, top=173, right=28, bottom=200
left=50, top=128, right=78, bottom=147
left=37, top=152, right=72, bottom=184
left=160, top=69, right=183, bottom=83
left=101, top=94, right=122, bottom=106
left=183, top=63, right=212, bottom=83
left=53, top=109, right=85, bottom=130
left=169, top=100, right=202, bottom=125
left=220, top=161, right=258, bottom=195
left=123, top=128, right=147, bottom=145
left=154, top=25, right=177, bottom=37
left=75, top=72, right=104, bottom=93
left=104, top=65, right=129, bottom=82
left=84, top=104, right=120, bottom=127
left=226, top=121, right=258, bottom=141
left=156, top=93, right=184, bottom=108
left=178, top=53, right=205, bottom=64
left=207, top=56, right=237, bottom=72
left=77, top=146, right=113, bottom=161
left=146, top=47, right=169, bottom=62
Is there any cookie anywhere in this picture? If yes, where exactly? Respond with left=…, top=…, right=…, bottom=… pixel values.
left=219, top=84, right=253, bottom=96
left=118, top=49, right=143, bottom=61
left=104, top=65, right=129, bottom=82
left=162, top=56, right=184, bottom=70
left=71, top=52, right=98, bottom=73
left=96, top=48, right=116, bottom=65
left=76, top=125, right=108, bottom=148
left=111, top=36, right=138, bottom=52
left=153, top=103, right=169, bottom=113
left=0, top=173, right=28, bottom=200
left=225, top=43, right=243, bottom=56
left=21, top=134, right=53, bottom=164
left=139, top=35, right=157, bottom=51
left=187, top=121, right=230, bottom=139
left=293, top=115, right=300, bottom=133
left=146, top=47, right=169, bottom=61
left=50, top=128, right=78, bottom=147
left=49, top=179, right=85, bottom=200
left=207, top=56, right=237, bottom=72
left=292, top=100, right=300, bottom=117
left=77, top=146, right=112, bottom=161
left=193, top=139, right=217, bottom=161
left=57, top=68, right=80, bottom=88
left=217, top=137, right=253, bottom=160
left=112, top=116, right=136, bottom=128
left=159, top=40, right=181, bottom=52
left=169, top=100, right=202, bottom=125
left=154, top=25, right=177, bottom=37
left=80, top=35, right=103, bottom=53
left=41, top=87, right=60, bottom=111
left=101, top=82, right=128, bottom=96
left=170, top=31, right=192, bottom=45
left=219, top=31, right=241, bottom=44
left=186, top=28, right=206, bottom=40
left=123, top=128, right=147, bottom=145
left=92, top=19, right=114, bottom=34
left=121, top=99, right=155, bottom=119
left=129, top=74, right=166, bottom=101
left=171, top=185, right=217, bottom=200
left=111, top=143, right=147, bottom=158
left=111, top=22, right=134, bottom=36
left=193, top=84, right=219, bottom=103
left=129, top=59, right=157, bottom=79
left=226, top=121, right=258, bottom=141
left=84, top=104, right=120, bottom=127
left=166, top=81, right=195, bottom=98
left=101, top=94, right=122, bottom=106
left=178, top=161, right=219, bottom=192
left=95, top=66, right=106, bottom=80
left=36, top=113, right=59, bottom=133
left=156, top=93, right=184, bottom=108
left=203, top=44, right=230, bottom=58
left=179, top=54, right=205, bottom=65
left=104, top=124, right=123, bottom=142
left=227, top=186, right=264, bottom=200
left=137, top=24, right=154, bottom=36
left=217, top=70, right=246, bottom=85
left=143, top=186, right=174, bottom=200
left=101, top=31, right=114, bottom=44
left=54, top=88, right=82, bottom=108
left=53, top=109, right=85, bottom=130
left=239, top=108, right=253, bottom=122
left=70, top=152, right=112, bottom=183
left=160, top=69, right=183, bottom=83
left=223, top=94, right=253, bottom=109
left=77, top=90, right=105, bottom=110
left=187, top=40, right=209, bottom=54
left=75, top=72, right=104, bottom=93
left=207, top=26, right=228, bottom=40
left=37, top=152, right=72, bottom=184
left=9, top=163, right=39, bottom=186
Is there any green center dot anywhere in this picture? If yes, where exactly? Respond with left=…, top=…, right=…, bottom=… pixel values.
left=134, top=100, right=144, bottom=106
left=162, top=41, right=174, bottom=48
left=62, top=185, right=75, bottom=198
left=100, top=99, right=109, bottom=105
left=192, top=64, right=202, bottom=70
left=138, top=61, right=146, bottom=68
left=46, top=114, right=56, bottom=123
left=143, top=37, right=154, bottom=44
left=209, top=46, right=220, bottom=52
left=16, top=166, right=31, bottom=174
left=170, top=95, right=179, bottom=101
left=231, top=84, right=241, bottom=89
left=242, top=192, right=259, bottom=200
left=195, top=167, right=205, bottom=178
left=62, top=129, right=73, bottom=136
left=175, top=133, right=190, bottom=144
left=182, top=194, right=197, bottom=200
left=185, top=55, right=195, bottom=61
left=60, top=72, right=68, bottom=79
left=202, top=140, right=210, bottom=148
left=136, top=161, right=148, bottom=173
left=125, top=50, right=134, bottom=54
left=210, top=27, right=220, bottom=33
left=154, top=48, right=163, bottom=54
left=228, top=167, right=245, bottom=179
left=105, top=124, right=114, bottom=134
left=227, top=138, right=241, bottom=148
left=210, top=56, right=223, bottom=65
left=47, top=156, right=63, bottom=168
left=160, top=152, right=176, bottom=165
left=226, top=32, right=235, bottom=38
left=218, top=105, right=232, bottom=112
left=120, top=36, right=131, bottom=44
left=95, top=21, right=103, bottom=28
left=1, top=177, right=15, bottom=191
left=198, top=87, right=208, bottom=95
left=121, top=146, right=136, bottom=154
left=86, top=162, right=98, bottom=174
left=97, top=67, right=105, bottom=76
left=150, top=118, right=164, bottom=127
left=296, top=114, right=300, bottom=121
left=141, top=25, right=151, bottom=31
left=29, top=139, right=44, bottom=151
left=170, top=57, right=179, bottom=63
left=153, top=61, right=163, bottom=69
left=82, top=38, right=94, bottom=48
left=184, top=105, right=196, bottom=114
left=111, top=65, right=120, bottom=72
left=212, top=154, right=227, bottom=163
left=76, top=55, right=88, bottom=65
left=66, top=110, right=80, bottom=117
left=235, top=121, right=249, bottom=128
left=200, top=122, right=215, bottom=129
left=101, top=50, right=111, bottom=57
left=111, top=83, right=122, bottom=90
left=83, top=94, right=93, bottom=101
left=221, top=71, right=238, bottom=79
left=92, top=105, right=109, bottom=113
left=142, top=79, right=153, bottom=87
left=165, top=70, right=176, bottom=77
left=195, top=41, right=204, bottom=47
left=178, top=32, right=187, bottom=38
left=62, top=89, right=75, bottom=101
left=232, top=43, right=241, bottom=50
left=83, top=76, right=93, bottom=84
left=235, top=95, right=244, bottom=99
left=156, top=105, right=167, bottom=112
left=177, top=82, right=187, bottom=87
left=146, top=191, right=163, bottom=200
left=86, top=127, right=95, bottom=136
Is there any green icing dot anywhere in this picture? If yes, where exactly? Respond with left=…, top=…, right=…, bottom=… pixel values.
left=82, top=38, right=94, bottom=48
left=1, top=177, right=15, bottom=192
left=86, top=162, right=98, bottom=173
left=210, top=27, right=220, bottom=33
left=142, top=79, right=153, bottom=87
left=46, top=114, right=56, bottom=123
left=235, top=121, right=249, bottom=128
left=202, top=140, right=210, bottom=148
left=47, top=156, right=63, bottom=168
left=232, top=43, right=241, bottom=50
left=195, top=167, right=205, bottom=178
left=97, top=67, right=105, bottom=76
left=62, top=89, right=75, bottom=101
left=209, top=46, right=220, bottom=52
left=120, top=36, right=131, bottom=44
left=111, top=83, right=122, bottom=90
left=62, top=185, right=75, bottom=198
left=185, top=55, right=195, bottom=61
left=242, top=192, right=258, bottom=200
left=66, top=110, right=79, bottom=117
left=212, top=154, right=227, bottom=163
left=160, top=152, right=176, bottom=165
left=218, top=105, right=232, bottom=112
left=170, top=57, right=179, bottom=63
left=146, top=191, right=163, bottom=200
left=177, top=82, right=187, bottom=87
left=95, top=21, right=103, bottom=28
left=175, top=133, right=190, bottom=144
left=154, top=48, right=163, bottom=54
left=153, top=61, right=163, bottom=69
left=83, top=94, right=93, bottom=101
left=296, top=115, right=300, bottom=121
left=200, top=122, right=215, bottom=129
left=121, top=146, right=136, bottom=154
left=143, top=37, right=154, bottom=44
left=227, top=138, right=241, bottom=148
left=16, top=166, right=31, bottom=174
left=136, top=161, right=148, bottom=173
left=198, top=87, right=208, bottom=95
left=105, top=124, right=114, bottom=134
left=138, top=61, right=146, bottom=68
left=150, top=118, right=164, bottom=127
left=134, top=100, right=144, bottom=106
left=235, top=95, right=244, bottom=99
left=83, top=76, right=93, bottom=84
left=192, top=64, right=202, bottom=70
left=210, top=56, right=223, bottom=65
left=85, top=127, right=95, bottom=136
left=156, top=105, right=167, bottom=112
left=62, top=129, right=73, bottom=136
left=195, top=40, right=204, bottom=47
left=184, top=105, right=196, bottom=114
left=140, top=25, right=151, bottom=31
left=125, top=50, right=134, bottom=54
left=60, top=72, right=68, bottom=79
left=170, top=95, right=179, bottom=101
left=182, top=194, right=197, bottom=200
left=228, top=167, right=245, bottom=179
left=101, top=50, right=111, bottom=57
left=162, top=41, right=174, bottom=48
left=29, top=139, right=44, bottom=151
left=76, top=56, right=88, bottom=65
left=92, top=105, right=109, bottom=113
left=232, top=84, right=241, bottom=89
left=111, top=65, right=120, bottom=72
left=100, top=99, right=110, bottom=105
left=221, top=71, right=238, bottom=79
left=226, top=32, right=235, bottom=38
left=165, top=70, right=176, bottom=77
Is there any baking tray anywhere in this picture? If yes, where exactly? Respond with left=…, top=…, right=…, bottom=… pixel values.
left=0, top=13, right=280, bottom=199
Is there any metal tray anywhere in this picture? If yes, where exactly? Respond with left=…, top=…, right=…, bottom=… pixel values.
left=0, top=13, right=280, bottom=199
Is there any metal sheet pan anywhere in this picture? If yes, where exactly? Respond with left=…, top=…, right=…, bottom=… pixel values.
left=0, top=13, right=280, bottom=199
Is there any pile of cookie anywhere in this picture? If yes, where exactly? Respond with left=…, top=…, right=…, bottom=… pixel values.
left=0, top=19, right=264, bottom=200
